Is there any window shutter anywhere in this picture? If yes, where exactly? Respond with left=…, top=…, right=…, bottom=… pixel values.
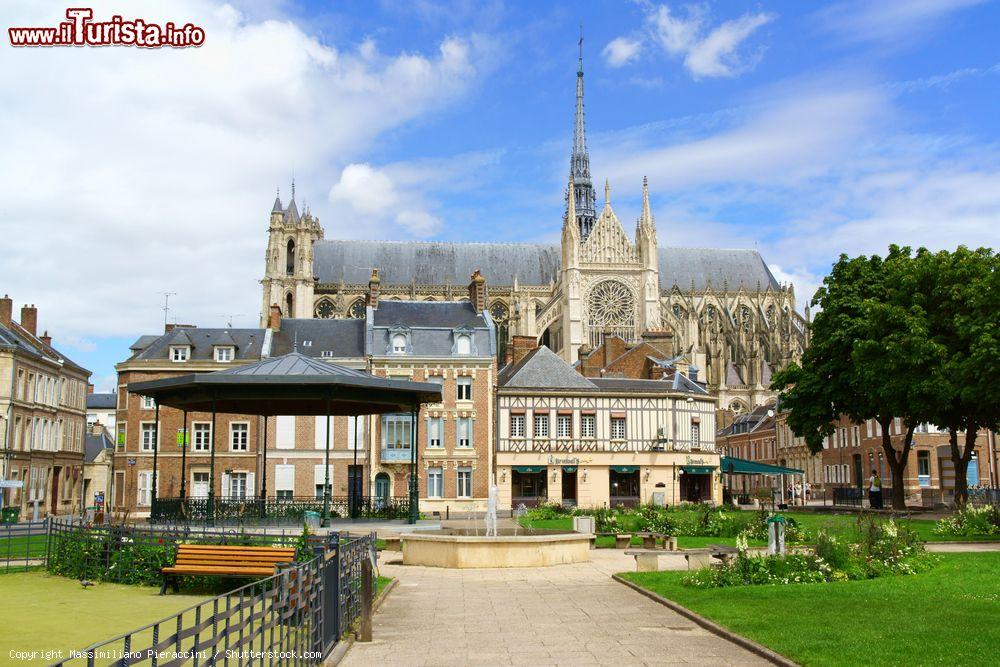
left=247, top=473, right=256, bottom=497
left=314, top=416, right=328, bottom=450
left=221, top=473, right=231, bottom=499
left=276, top=416, right=295, bottom=449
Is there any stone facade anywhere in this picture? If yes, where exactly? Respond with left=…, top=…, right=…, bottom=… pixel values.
left=1, top=297, right=90, bottom=518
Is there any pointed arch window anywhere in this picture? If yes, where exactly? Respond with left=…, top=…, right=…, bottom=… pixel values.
left=286, top=239, right=296, bottom=276
left=348, top=298, right=366, bottom=319
left=285, top=293, right=293, bottom=318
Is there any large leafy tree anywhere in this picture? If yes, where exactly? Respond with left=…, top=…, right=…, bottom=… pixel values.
left=910, top=247, right=999, bottom=506
left=773, top=247, right=942, bottom=510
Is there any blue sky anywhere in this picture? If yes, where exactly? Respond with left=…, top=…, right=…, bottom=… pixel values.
left=1, top=0, right=998, bottom=390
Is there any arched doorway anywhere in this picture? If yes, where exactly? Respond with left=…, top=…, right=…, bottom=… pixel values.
left=374, top=472, right=391, bottom=508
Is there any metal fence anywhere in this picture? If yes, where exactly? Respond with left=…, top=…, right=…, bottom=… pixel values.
left=152, top=495, right=410, bottom=525
left=0, top=519, right=49, bottom=572
left=968, top=488, right=1000, bottom=507
left=51, top=531, right=377, bottom=666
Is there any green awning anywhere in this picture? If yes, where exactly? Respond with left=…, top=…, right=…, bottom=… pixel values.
left=610, top=465, right=639, bottom=473
left=512, top=466, right=545, bottom=473
left=562, top=466, right=577, bottom=473
left=720, top=456, right=804, bottom=476
left=682, top=465, right=716, bottom=475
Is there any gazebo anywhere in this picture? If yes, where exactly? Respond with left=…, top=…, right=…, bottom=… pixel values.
left=720, top=456, right=806, bottom=506
left=127, top=352, right=441, bottom=525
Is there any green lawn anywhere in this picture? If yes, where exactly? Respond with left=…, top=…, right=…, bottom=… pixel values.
left=620, top=553, right=1000, bottom=666
left=0, top=572, right=208, bottom=662
left=376, top=575, right=392, bottom=596
left=0, top=534, right=48, bottom=559
left=517, top=510, right=998, bottom=544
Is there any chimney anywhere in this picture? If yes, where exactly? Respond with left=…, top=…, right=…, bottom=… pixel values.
left=468, top=269, right=487, bottom=313
left=269, top=303, right=282, bottom=331
left=510, top=335, right=536, bottom=366
left=20, top=304, right=37, bottom=336
left=88, top=383, right=95, bottom=395
left=367, top=269, right=381, bottom=309
left=0, top=295, right=11, bottom=326
left=165, top=323, right=175, bottom=334
left=40, top=330, right=52, bottom=348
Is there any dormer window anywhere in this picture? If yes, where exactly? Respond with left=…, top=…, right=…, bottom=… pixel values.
left=451, top=326, right=476, bottom=356
left=170, top=346, right=190, bottom=362
left=387, top=326, right=411, bottom=355
left=214, top=346, right=234, bottom=363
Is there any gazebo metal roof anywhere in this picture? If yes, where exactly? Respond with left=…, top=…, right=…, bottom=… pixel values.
left=127, top=352, right=441, bottom=415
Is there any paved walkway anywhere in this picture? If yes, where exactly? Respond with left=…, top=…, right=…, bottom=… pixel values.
left=341, top=550, right=766, bottom=667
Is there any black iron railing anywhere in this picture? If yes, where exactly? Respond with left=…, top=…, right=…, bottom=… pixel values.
left=151, top=495, right=410, bottom=525
left=0, top=518, right=49, bottom=572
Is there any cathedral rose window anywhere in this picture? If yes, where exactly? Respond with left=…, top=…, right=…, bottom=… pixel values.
left=586, top=280, right=635, bottom=347
left=348, top=299, right=366, bottom=319
left=315, top=299, right=334, bottom=319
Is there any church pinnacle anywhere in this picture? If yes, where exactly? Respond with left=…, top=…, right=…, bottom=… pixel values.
left=570, top=31, right=597, bottom=241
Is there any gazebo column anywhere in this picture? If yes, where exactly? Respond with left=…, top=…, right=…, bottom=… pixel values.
left=351, top=416, right=359, bottom=519
left=208, top=395, right=217, bottom=527
left=260, top=415, right=268, bottom=520
left=409, top=402, right=418, bottom=525
left=322, top=394, right=332, bottom=527
left=179, top=409, right=188, bottom=500
left=151, top=403, right=160, bottom=520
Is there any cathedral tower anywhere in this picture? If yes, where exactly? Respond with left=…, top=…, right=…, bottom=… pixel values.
left=260, top=183, right=324, bottom=325
left=570, top=41, right=597, bottom=240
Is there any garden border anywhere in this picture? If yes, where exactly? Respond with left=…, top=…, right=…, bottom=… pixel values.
left=330, top=577, right=397, bottom=665
left=612, top=574, right=798, bottom=667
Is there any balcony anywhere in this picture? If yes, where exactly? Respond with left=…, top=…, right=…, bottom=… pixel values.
left=381, top=447, right=413, bottom=462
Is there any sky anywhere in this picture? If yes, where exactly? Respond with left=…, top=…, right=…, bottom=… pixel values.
left=1, top=0, right=998, bottom=391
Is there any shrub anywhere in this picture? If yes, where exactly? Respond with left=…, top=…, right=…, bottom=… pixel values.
left=525, top=502, right=571, bottom=521
left=934, top=505, right=1000, bottom=537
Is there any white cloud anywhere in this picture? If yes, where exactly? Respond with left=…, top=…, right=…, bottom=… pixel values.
left=328, top=164, right=398, bottom=216
left=0, top=0, right=488, bottom=341
left=602, top=36, right=642, bottom=68
left=605, top=3, right=775, bottom=79
left=817, top=0, right=986, bottom=43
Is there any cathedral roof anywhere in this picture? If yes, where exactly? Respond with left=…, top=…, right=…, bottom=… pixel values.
left=312, top=239, right=779, bottom=291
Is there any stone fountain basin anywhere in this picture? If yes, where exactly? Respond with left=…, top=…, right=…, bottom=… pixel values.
left=401, top=528, right=592, bottom=568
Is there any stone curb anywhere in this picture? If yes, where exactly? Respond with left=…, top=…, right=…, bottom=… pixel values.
left=612, top=574, right=798, bottom=667
left=327, top=578, right=398, bottom=666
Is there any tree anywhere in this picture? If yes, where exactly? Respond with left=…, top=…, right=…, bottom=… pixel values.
left=773, top=247, right=942, bottom=510
left=911, top=247, right=1000, bottom=506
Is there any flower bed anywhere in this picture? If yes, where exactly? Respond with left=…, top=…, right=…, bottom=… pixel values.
left=934, top=505, right=1000, bottom=537
left=684, top=517, right=936, bottom=589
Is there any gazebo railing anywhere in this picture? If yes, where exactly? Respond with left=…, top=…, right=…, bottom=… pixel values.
left=152, top=495, right=410, bottom=525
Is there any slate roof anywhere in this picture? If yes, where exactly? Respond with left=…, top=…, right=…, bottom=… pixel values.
left=129, top=328, right=265, bottom=361
left=87, top=392, right=117, bottom=409
left=372, top=300, right=485, bottom=328
left=271, top=319, right=366, bottom=358
left=369, top=300, right=495, bottom=358
left=84, top=431, right=114, bottom=463
left=313, top=240, right=779, bottom=290
left=591, top=376, right=709, bottom=395
left=499, top=346, right=597, bottom=390
left=129, top=335, right=159, bottom=352
left=214, top=351, right=369, bottom=378
left=0, top=321, right=88, bottom=374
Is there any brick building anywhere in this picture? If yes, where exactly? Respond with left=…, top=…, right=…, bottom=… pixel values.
left=1, top=296, right=90, bottom=518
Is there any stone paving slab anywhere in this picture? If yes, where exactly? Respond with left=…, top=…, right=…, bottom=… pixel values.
left=341, top=550, right=769, bottom=667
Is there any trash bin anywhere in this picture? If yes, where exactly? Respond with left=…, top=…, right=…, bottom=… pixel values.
left=767, top=515, right=787, bottom=556
left=1, top=507, right=20, bottom=523
left=303, top=511, right=321, bottom=532
left=85, top=506, right=98, bottom=523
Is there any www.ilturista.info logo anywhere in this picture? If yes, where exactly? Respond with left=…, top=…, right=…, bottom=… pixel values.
left=9, top=8, right=205, bottom=48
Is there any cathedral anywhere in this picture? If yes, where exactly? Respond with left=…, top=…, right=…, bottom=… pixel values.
left=260, top=53, right=808, bottom=414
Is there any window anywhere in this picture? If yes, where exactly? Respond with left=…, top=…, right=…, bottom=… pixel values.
left=533, top=413, right=549, bottom=438
left=170, top=346, right=189, bottom=362
left=382, top=414, right=413, bottom=450
left=140, top=422, right=158, bottom=451
left=427, top=417, right=443, bottom=448
left=214, top=346, right=234, bottom=362
left=391, top=333, right=407, bottom=354
left=457, top=467, right=472, bottom=498
left=894, top=417, right=902, bottom=435
left=510, top=414, right=525, bottom=438
left=581, top=414, right=596, bottom=438
left=142, top=395, right=156, bottom=410
left=230, top=423, right=249, bottom=451
left=314, top=464, right=333, bottom=499
left=866, top=419, right=873, bottom=438
left=427, top=467, right=443, bottom=498
left=286, top=238, right=295, bottom=276
left=853, top=426, right=860, bottom=447
left=455, top=334, right=472, bottom=355
left=275, top=464, right=294, bottom=499
left=557, top=414, right=572, bottom=438
left=347, top=415, right=362, bottom=450
left=192, top=423, right=212, bottom=452
left=917, top=451, right=931, bottom=487
left=228, top=472, right=248, bottom=499
left=691, top=423, right=701, bottom=444
left=276, top=415, right=295, bottom=449
left=610, top=416, right=627, bottom=440
left=457, top=417, right=472, bottom=448
left=314, top=416, right=332, bottom=450
left=456, top=377, right=472, bottom=401
left=137, top=471, right=152, bottom=506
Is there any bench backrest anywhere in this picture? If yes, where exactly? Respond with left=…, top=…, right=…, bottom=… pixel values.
left=174, top=544, right=297, bottom=570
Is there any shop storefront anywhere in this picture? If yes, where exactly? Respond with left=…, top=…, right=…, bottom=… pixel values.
left=609, top=466, right=640, bottom=508
left=680, top=465, right=715, bottom=503
left=511, top=466, right=547, bottom=507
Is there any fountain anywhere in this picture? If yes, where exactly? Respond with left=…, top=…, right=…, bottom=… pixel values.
left=401, top=483, right=593, bottom=568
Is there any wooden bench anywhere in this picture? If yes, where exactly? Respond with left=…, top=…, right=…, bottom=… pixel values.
left=160, top=544, right=297, bottom=594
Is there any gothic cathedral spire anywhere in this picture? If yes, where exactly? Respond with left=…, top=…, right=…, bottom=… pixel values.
left=570, top=31, right=597, bottom=241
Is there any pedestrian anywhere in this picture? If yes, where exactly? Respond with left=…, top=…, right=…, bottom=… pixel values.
left=804, top=481, right=812, bottom=502
left=868, top=469, right=882, bottom=509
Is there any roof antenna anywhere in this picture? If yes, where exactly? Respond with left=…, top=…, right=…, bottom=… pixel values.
left=294, top=330, right=298, bottom=353
left=160, top=292, right=177, bottom=330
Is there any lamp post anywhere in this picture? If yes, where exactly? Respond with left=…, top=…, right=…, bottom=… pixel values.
left=408, top=402, right=418, bottom=524
left=322, top=393, right=331, bottom=526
